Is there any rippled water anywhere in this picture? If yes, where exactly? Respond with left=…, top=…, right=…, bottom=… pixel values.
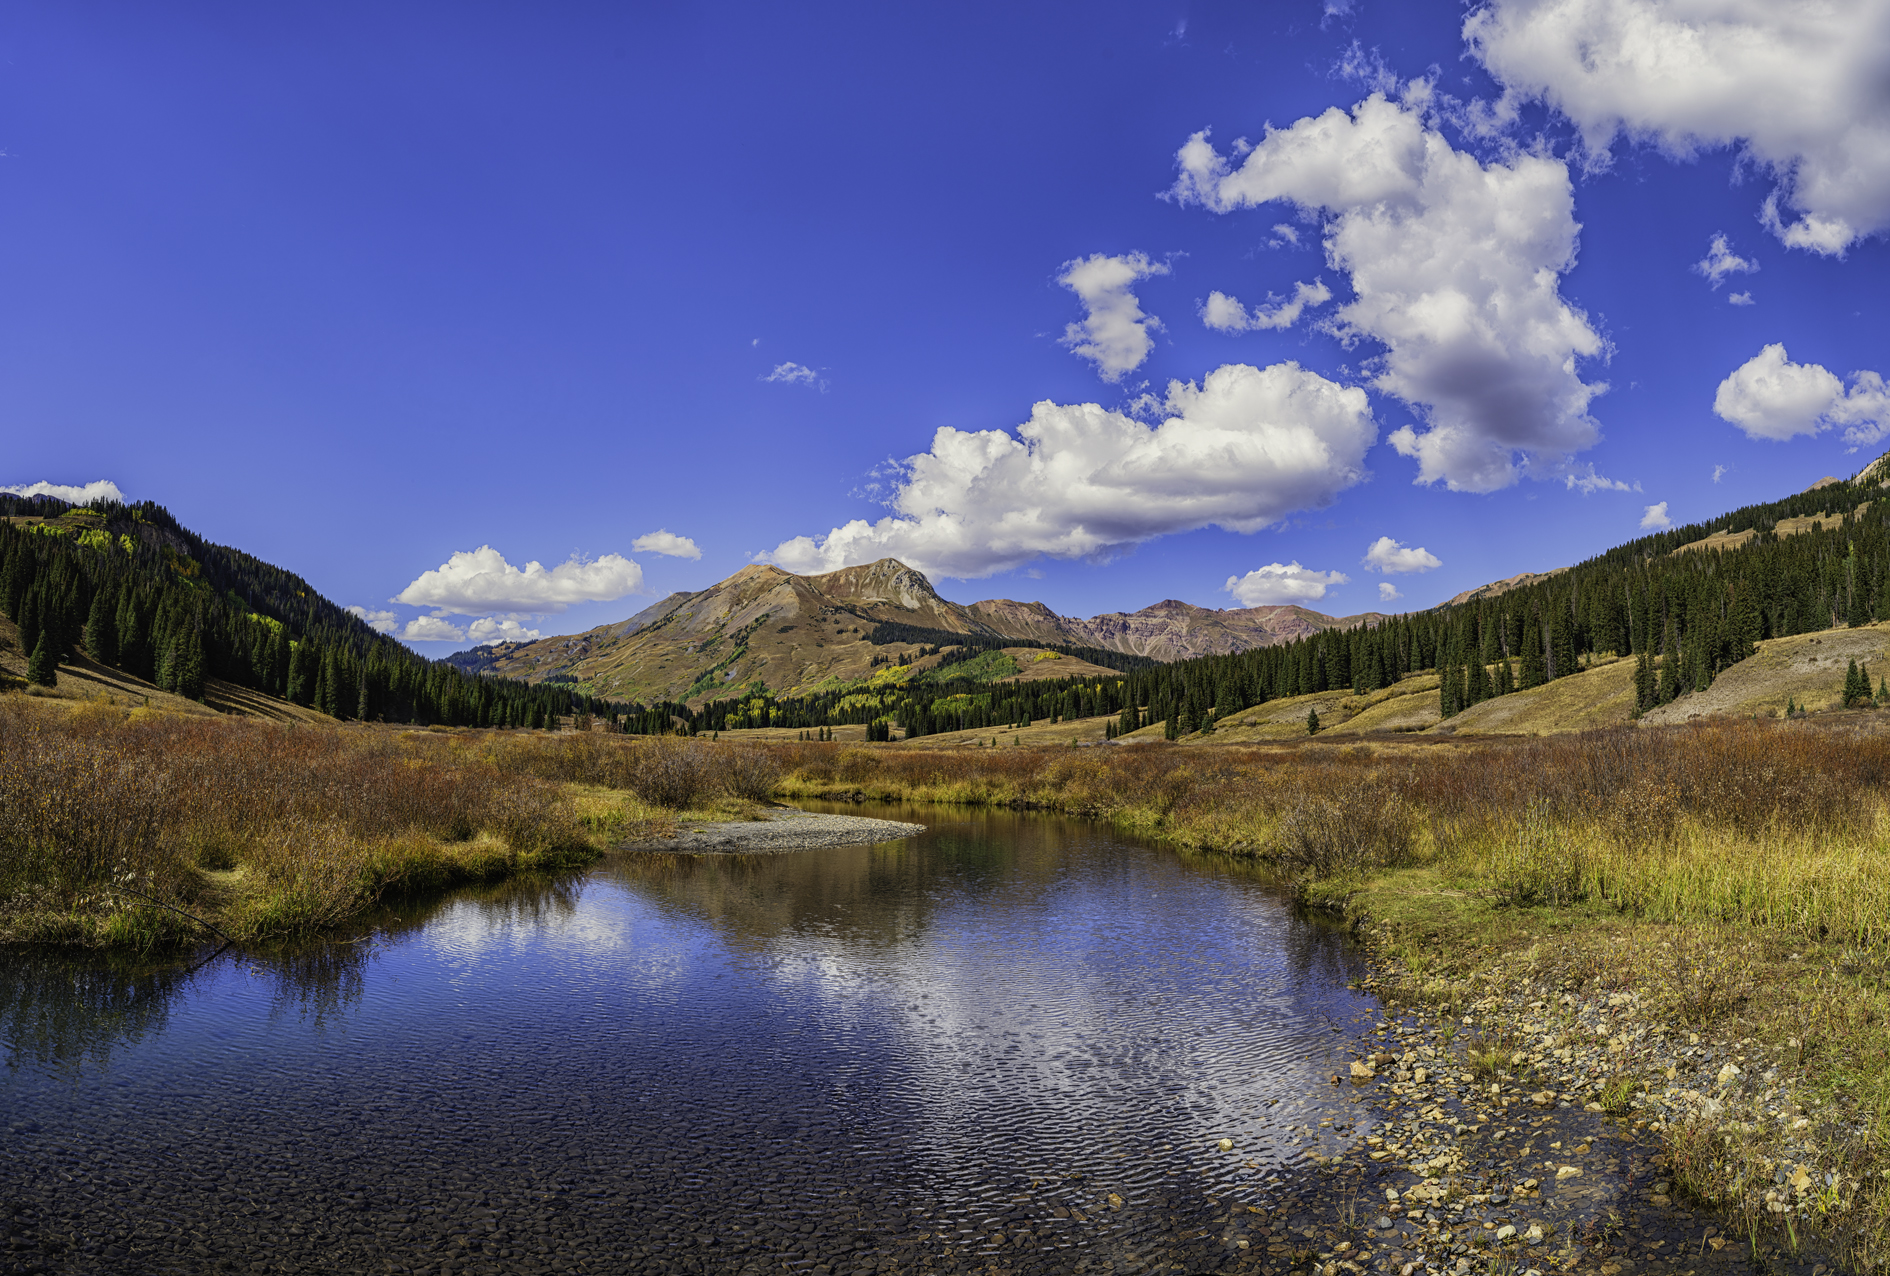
left=1, top=806, right=1379, bottom=1274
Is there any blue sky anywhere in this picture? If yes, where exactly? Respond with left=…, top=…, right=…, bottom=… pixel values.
left=8, top=1, right=1890, bottom=650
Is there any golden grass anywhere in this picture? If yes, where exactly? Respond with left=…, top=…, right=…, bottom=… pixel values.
left=1444, top=655, right=1635, bottom=735
left=0, top=700, right=784, bottom=947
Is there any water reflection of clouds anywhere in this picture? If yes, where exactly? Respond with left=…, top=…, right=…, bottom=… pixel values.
left=717, top=820, right=1371, bottom=1196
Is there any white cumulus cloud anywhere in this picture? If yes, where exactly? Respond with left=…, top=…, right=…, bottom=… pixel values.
left=346, top=606, right=400, bottom=635
left=761, top=361, right=1377, bottom=580
left=1467, top=0, right=1890, bottom=256
left=1, top=479, right=127, bottom=505
left=631, top=529, right=702, bottom=559
left=1694, top=233, right=1758, bottom=288
left=1362, top=536, right=1443, bottom=573
left=1729, top=291, right=1755, bottom=306
left=394, top=545, right=644, bottom=614
left=1378, top=581, right=1404, bottom=602
left=1172, top=91, right=1606, bottom=494
left=468, top=616, right=542, bottom=646
left=1224, top=562, right=1350, bottom=607
left=400, top=615, right=468, bottom=643
left=763, top=361, right=821, bottom=387
left=1713, top=343, right=1890, bottom=444
left=1057, top=252, right=1170, bottom=381
left=1200, top=279, right=1333, bottom=332
left=1640, top=501, right=1672, bottom=530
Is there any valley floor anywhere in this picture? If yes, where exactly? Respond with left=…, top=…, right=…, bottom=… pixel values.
left=8, top=649, right=1890, bottom=1267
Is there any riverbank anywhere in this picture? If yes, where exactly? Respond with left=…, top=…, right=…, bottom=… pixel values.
left=763, top=727, right=1890, bottom=1272
left=1321, top=881, right=1884, bottom=1274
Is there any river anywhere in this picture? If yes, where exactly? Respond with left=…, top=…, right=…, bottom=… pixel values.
left=1, top=805, right=1384, bottom=1274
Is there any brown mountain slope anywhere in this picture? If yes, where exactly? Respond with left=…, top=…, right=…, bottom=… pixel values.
left=446, top=559, right=1384, bottom=704
left=446, top=559, right=1015, bottom=704
left=963, top=597, right=1382, bottom=659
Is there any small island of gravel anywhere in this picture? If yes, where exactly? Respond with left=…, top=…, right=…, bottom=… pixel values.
left=619, top=805, right=925, bottom=854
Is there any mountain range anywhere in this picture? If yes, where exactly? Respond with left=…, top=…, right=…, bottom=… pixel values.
left=443, top=558, right=1386, bottom=705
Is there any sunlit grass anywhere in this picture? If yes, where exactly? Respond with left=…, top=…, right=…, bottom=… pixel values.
left=0, top=699, right=779, bottom=947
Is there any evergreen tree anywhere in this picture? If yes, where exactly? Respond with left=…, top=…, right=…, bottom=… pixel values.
left=314, top=647, right=335, bottom=715
left=1520, top=612, right=1546, bottom=688
left=155, top=633, right=179, bottom=693
left=1658, top=621, right=1681, bottom=704
left=1466, top=657, right=1492, bottom=706
left=286, top=641, right=314, bottom=705
left=1633, top=642, right=1656, bottom=712
left=1847, top=543, right=1865, bottom=626
left=1492, top=657, right=1514, bottom=697
left=15, top=590, right=39, bottom=668
left=83, top=583, right=117, bottom=666
left=268, top=626, right=290, bottom=695
left=1549, top=603, right=1576, bottom=680
left=1844, top=657, right=1869, bottom=707
left=25, top=629, right=56, bottom=687
left=176, top=625, right=206, bottom=701
left=116, top=594, right=148, bottom=679
left=1728, top=585, right=1761, bottom=664
left=0, top=545, right=29, bottom=621
left=1306, top=706, right=1320, bottom=735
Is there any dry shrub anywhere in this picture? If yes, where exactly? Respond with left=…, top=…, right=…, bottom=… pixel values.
left=624, top=736, right=716, bottom=809
left=715, top=747, right=783, bottom=802
left=238, top=818, right=370, bottom=935
left=1640, top=930, right=1759, bottom=1026
left=1269, top=785, right=1415, bottom=878
left=835, top=748, right=882, bottom=783
left=484, top=786, right=587, bottom=855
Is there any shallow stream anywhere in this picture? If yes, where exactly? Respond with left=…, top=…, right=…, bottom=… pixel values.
left=1, top=805, right=1391, bottom=1273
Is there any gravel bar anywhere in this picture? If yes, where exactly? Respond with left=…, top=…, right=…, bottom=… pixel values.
left=619, top=805, right=925, bottom=853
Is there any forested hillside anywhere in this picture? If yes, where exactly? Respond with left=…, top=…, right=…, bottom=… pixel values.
left=0, top=495, right=629, bottom=730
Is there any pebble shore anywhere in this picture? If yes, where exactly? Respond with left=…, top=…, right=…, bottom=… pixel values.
left=621, top=807, right=927, bottom=854
left=1227, top=932, right=1851, bottom=1276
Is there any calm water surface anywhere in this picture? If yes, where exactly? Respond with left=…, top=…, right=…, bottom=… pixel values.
left=1, top=806, right=1379, bottom=1274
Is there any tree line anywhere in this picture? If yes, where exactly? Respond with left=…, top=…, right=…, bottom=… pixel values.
left=0, top=496, right=629, bottom=730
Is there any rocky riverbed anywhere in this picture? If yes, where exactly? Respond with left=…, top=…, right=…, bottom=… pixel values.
left=619, top=806, right=926, bottom=853
left=1223, top=937, right=1858, bottom=1276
